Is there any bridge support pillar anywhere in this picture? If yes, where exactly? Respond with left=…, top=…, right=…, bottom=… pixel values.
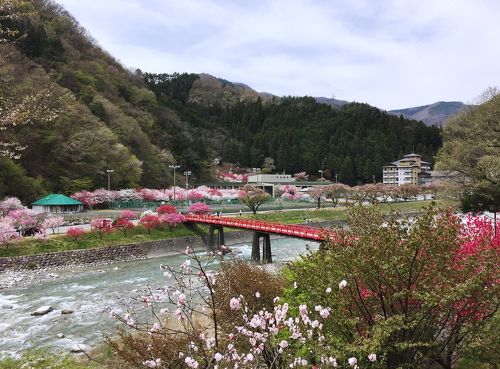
left=252, top=232, right=272, bottom=264
left=262, top=233, right=272, bottom=264
left=251, top=232, right=261, bottom=263
left=207, top=225, right=225, bottom=252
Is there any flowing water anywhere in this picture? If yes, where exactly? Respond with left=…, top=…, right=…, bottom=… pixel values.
left=0, top=237, right=318, bottom=358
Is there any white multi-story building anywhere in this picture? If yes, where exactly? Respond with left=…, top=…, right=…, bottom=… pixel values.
left=383, top=153, right=431, bottom=186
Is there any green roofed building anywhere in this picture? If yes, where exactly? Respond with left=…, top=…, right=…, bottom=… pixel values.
left=32, top=194, right=84, bottom=214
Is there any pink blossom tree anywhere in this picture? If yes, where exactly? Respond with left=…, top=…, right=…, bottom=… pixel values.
left=139, top=214, right=162, bottom=234
left=156, top=205, right=177, bottom=215
left=161, top=213, right=186, bottom=231
left=114, top=218, right=135, bottom=237
left=0, top=217, right=18, bottom=245
left=91, top=218, right=113, bottom=240
left=279, top=184, right=302, bottom=200
left=42, top=216, right=64, bottom=234
left=293, top=171, right=309, bottom=181
left=119, top=209, right=137, bottom=220
left=0, top=196, right=25, bottom=216
left=8, top=208, right=39, bottom=236
left=66, top=227, right=85, bottom=239
left=188, top=202, right=211, bottom=215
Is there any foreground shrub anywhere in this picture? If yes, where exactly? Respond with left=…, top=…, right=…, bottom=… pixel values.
left=285, top=206, right=499, bottom=369
left=107, top=251, right=349, bottom=368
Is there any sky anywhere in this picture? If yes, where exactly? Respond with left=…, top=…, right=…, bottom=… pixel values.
left=55, top=0, right=500, bottom=110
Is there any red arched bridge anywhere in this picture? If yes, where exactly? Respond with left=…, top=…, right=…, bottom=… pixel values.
left=185, top=214, right=328, bottom=263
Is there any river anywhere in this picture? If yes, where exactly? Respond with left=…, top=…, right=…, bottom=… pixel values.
left=0, top=237, right=318, bottom=359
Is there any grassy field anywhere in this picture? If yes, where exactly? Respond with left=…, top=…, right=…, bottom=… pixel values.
left=0, top=200, right=458, bottom=258
left=0, top=224, right=208, bottom=258
left=248, top=199, right=459, bottom=224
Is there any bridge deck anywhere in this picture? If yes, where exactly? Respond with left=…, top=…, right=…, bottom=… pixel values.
left=185, top=214, right=325, bottom=241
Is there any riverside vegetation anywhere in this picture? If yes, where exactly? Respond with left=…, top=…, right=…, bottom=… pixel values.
left=2, top=205, right=496, bottom=369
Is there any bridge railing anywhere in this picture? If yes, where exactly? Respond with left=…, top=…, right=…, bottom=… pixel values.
left=185, top=214, right=325, bottom=241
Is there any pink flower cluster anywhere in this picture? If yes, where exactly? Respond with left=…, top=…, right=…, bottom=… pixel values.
left=217, top=171, right=249, bottom=183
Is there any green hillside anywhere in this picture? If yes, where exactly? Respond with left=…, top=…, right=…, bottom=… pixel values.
left=0, top=0, right=442, bottom=202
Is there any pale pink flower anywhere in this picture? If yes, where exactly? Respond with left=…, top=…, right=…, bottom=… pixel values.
left=229, top=297, right=241, bottom=310
left=214, top=352, right=223, bottom=362
left=348, top=357, right=357, bottom=366
left=320, top=308, right=330, bottom=319
left=339, top=279, right=348, bottom=289
left=255, top=291, right=261, bottom=298
left=368, top=353, right=377, bottom=362
left=184, top=357, right=199, bottom=368
left=143, top=358, right=161, bottom=368
left=325, top=287, right=332, bottom=293
left=279, top=340, right=288, bottom=348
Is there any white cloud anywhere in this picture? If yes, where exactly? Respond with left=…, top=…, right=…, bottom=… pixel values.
left=56, top=0, right=500, bottom=109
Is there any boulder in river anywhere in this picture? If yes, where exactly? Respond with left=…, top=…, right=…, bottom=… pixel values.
left=61, top=309, right=74, bottom=315
left=70, top=343, right=90, bottom=353
left=31, top=306, right=54, bottom=316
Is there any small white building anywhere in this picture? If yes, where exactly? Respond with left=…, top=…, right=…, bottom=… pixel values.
left=383, top=153, right=432, bottom=186
left=32, top=194, right=84, bottom=214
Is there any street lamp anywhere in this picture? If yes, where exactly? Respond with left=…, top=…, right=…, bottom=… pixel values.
left=318, top=170, right=323, bottom=180
left=106, top=169, right=114, bottom=191
left=184, top=170, right=192, bottom=190
left=169, top=165, right=180, bottom=202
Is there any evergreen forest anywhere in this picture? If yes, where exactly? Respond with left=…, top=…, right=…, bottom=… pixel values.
left=1, top=0, right=441, bottom=202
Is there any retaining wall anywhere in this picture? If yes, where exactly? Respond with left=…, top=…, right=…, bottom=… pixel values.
left=0, top=220, right=347, bottom=272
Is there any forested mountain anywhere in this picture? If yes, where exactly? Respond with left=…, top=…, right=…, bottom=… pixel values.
left=0, top=0, right=442, bottom=202
left=389, top=101, right=470, bottom=127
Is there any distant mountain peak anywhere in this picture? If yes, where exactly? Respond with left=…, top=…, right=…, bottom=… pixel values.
left=388, top=101, right=471, bottom=127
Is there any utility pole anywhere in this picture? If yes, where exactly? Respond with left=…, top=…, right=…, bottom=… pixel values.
left=184, top=170, right=191, bottom=190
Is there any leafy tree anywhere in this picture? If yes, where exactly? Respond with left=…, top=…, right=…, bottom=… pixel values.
left=436, top=92, right=500, bottom=209
left=238, top=184, right=270, bottom=214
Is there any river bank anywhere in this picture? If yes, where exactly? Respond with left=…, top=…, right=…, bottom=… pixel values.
left=0, top=236, right=319, bottom=358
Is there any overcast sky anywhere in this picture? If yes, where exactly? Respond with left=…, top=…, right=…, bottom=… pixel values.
left=56, top=0, right=500, bottom=110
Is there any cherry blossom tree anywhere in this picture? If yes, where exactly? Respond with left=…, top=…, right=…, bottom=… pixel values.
left=188, top=202, right=211, bottom=215
left=308, top=186, right=329, bottom=209
left=119, top=209, right=137, bottom=220
left=91, top=218, right=113, bottom=240
left=0, top=216, right=18, bottom=245
left=0, top=196, right=24, bottom=216
left=238, top=185, right=270, bottom=214
left=8, top=208, right=39, bottom=236
left=42, top=216, right=64, bottom=234
left=279, top=185, right=302, bottom=200
left=293, top=171, right=309, bottom=181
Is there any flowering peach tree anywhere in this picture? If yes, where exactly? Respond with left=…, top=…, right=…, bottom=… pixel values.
left=285, top=206, right=499, bottom=369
